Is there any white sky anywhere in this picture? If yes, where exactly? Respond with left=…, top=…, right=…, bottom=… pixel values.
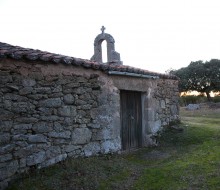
left=1, top=0, right=220, bottom=73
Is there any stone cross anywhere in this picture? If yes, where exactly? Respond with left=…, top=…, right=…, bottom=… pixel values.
left=101, top=26, right=106, bottom=34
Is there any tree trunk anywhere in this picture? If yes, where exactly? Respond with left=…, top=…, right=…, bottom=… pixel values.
left=205, top=91, right=211, bottom=102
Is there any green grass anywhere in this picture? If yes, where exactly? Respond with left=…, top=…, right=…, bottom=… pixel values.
left=7, top=107, right=220, bottom=190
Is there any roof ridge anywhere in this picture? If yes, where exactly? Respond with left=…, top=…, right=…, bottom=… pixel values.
left=0, top=41, right=178, bottom=80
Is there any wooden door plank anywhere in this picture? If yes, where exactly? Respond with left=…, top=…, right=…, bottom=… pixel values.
left=120, top=90, right=142, bottom=151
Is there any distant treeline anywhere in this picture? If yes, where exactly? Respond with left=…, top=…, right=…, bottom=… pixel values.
left=180, top=95, right=220, bottom=106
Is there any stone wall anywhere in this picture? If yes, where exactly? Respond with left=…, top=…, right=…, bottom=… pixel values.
left=0, top=60, right=121, bottom=189
left=111, top=75, right=179, bottom=146
left=155, top=79, right=179, bottom=126
left=145, top=79, right=179, bottom=141
left=0, top=59, right=179, bottom=189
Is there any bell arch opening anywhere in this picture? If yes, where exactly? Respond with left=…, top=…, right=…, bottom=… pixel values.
left=101, top=40, right=108, bottom=63
left=91, top=26, right=122, bottom=65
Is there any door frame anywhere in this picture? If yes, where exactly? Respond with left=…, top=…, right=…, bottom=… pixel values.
left=120, top=90, right=143, bottom=151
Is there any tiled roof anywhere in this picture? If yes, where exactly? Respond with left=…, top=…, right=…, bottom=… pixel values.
left=0, top=42, right=178, bottom=80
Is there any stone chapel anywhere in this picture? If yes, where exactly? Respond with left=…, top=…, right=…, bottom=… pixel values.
left=0, top=27, right=179, bottom=189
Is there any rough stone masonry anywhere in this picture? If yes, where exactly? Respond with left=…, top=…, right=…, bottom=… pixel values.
left=0, top=37, right=179, bottom=189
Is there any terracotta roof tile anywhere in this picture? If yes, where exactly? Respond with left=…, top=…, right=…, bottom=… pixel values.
left=26, top=53, right=41, bottom=60
left=39, top=54, right=53, bottom=62
left=62, top=57, right=73, bottom=65
left=91, top=62, right=100, bottom=70
left=0, top=42, right=178, bottom=80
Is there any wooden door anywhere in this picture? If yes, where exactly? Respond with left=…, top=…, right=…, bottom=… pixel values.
left=120, top=90, right=142, bottom=151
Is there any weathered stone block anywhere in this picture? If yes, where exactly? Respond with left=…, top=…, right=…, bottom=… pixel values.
left=0, top=144, right=15, bottom=155
left=75, top=118, right=90, bottom=124
left=37, top=107, right=52, bottom=115
left=72, top=128, right=92, bottom=144
left=74, top=87, right=87, bottom=95
left=22, top=79, right=36, bottom=87
left=77, top=110, right=87, bottom=118
left=97, top=115, right=112, bottom=125
left=65, top=82, right=80, bottom=88
left=4, top=93, right=28, bottom=101
left=41, top=115, right=60, bottom=121
left=63, top=145, right=81, bottom=153
left=77, top=77, right=88, bottom=83
left=46, top=146, right=61, bottom=158
left=33, top=122, right=52, bottom=133
left=14, top=145, right=39, bottom=159
left=54, top=122, right=63, bottom=132
left=63, top=117, right=74, bottom=125
left=77, top=105, right=92, bottom=110
left=39, top=98, right=61, bottom=108
left=75, top=99, right=87, bottom=105
left=79, top=93, right=91, bottom=100
left=63, top=94, right=74, bottom=104
left=0, top=133, right=10, bottom=144
left=19, top=87, right=33, bottom=95
left=53, top=139, right=70, bottom=145
left=152, top=120, right=161, bottom=134
left=101, top=139, right=121, bottom=154
left=165, top=98, right=170, bottom=104
left=15, top=141, right=28, bottom=148
left=147, top=109, right=155, bottom=121
left=3, top=100, right=12, bottom=110
left=14, top=124, right=32, bottom=130
left=19, top=158, right=26, bottom=168
left=160, top=100, right=166, bottom=109
left=93, top=129, right=111, bottom=141
left=162, top=121, right=168, bottom=126
left=83, top=142, right=100, bottom=157
left=186, top=104, right=200, bottom=110
left=28, top=134, right=47, bottom=143
left=0, top=111, right=11, bottom=120
left=13, top=129, right=27, bottom=135
left=12, top=102, right=35, bottom=113
left=171, top=105, right=178, bottom=115
left=90, top=124, right=101, bottom=129
left=26, top=151, right=46, bottom=166
left=52, top=85, right=62, bottom=93
left=12, top=134, right=28, bottom=141
left=79, top=124, right=87, bottom=128
left=14, top=117, right=38, bottom=123
left=0, top=154, right=12, bottom=162
left=28, top=94, right=48, bottom=100
left=0, top=75, right=12, bottom=83
left=91, top=83, right=100, bottom=90
left=58, top=106, right=76, bottom=117
left=0, top=121, right=13, bottom=132
left=48, top=131, right=71, bottom=139
left=62, top=88, right=73, bottom=94
left=48, top=92, right=63, bottom=98
left=90, top=108, right=99, bottom=119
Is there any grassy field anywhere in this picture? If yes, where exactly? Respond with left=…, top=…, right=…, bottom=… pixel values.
left=7, top=107, right=220, bottom=190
